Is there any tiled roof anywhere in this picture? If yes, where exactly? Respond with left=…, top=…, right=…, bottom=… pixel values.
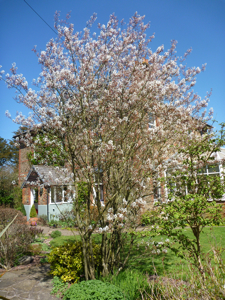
left=21, top=165, right=73, bottom=188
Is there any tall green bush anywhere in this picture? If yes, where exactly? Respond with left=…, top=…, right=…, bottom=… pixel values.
left=30, top=204, right=37, bottom=218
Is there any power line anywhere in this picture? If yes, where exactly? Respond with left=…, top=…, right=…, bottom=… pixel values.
left=24, top=0, right=58, bottom=36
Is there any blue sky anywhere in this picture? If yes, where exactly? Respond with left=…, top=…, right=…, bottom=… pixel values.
left=0, top=0, right=224, bottom=140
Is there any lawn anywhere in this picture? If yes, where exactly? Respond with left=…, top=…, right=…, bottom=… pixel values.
left=49, top=226, right=225, bottom=281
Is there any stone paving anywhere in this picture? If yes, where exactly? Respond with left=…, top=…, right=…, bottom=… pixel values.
left=0, top=265, right=58, bottom=300
left=0, top=226, right=78, bottom=300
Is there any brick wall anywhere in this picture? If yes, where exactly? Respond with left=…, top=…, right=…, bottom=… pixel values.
left=19, top=145, right=31, bottom=185
left=22, top=187, right=31, bottom=205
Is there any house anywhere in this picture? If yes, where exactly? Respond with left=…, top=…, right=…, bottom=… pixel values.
left=17, top=140, right=74, bottom=221
left=16, top=125, right=225, bottom=221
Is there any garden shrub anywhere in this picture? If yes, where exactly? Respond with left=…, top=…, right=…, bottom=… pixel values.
left=17, top=204, right=27, bottom=216
left=48, top=240, right=101, bottom=283
left=0, top=206, right=26, bottom=227
left=0, top=223, right=34, bottom=269
left=30, top=204, right=37, bottom=218
left=63, top=280, right=126, bottom=300
left=50, top=230, right=62, bottom=239
left=28, top=243, right=42, bottom=255
left=140, top=209, right=158, bottom=225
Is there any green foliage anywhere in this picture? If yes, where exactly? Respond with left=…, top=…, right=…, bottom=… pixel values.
left=0, top=167, right=21, bottom=207
left=154, top=137, right=225, bottom=275
left=30, top=204, right=37, bottom=218
left=48, top=240, right=101, bottom=283
left=77, top=182, right=89, bottom=204
left=50, top=230, right=62, bottom=239
left=27, top=243, right=42, bottom=255
left=27, top=133, right=65, bottom=166
left=51, top=276, right=69, bottom=298
left=63, top=280, right=126, bottom=300
left=17, top=203, right=26, bottom=216
left=0, top=136, right=18, bottom=167
left=102, top=269, right=149, bottom=300
left=141, top=210, right=158, bottom=225
left=40, top=257, right=48, bottom=264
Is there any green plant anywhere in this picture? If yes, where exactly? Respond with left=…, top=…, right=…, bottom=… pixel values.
left=17, top=204, right=26, bottom=216
left=63, top=280, right=126, bottom=300
left=49, top=218, right=60, bottom=228
left=50, top=230, right=62, bottom=239
left=51, top=276, right=69, bottom=298
left=40, top=257, right=48, bottom=264
left=141, top=210, right=158, bottom=225
left=140, top=246, right=225, bottom=300
left=30, top=204, right=37, bottom=218
left=48, top=240, right=101, bottom=283
left=102, top=269, right=149, bottom=300
left=27, top=133, right=66, bottom=167
left=28, top=243, right=42, bottom=255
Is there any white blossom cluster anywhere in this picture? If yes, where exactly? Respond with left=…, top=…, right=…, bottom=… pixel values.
left=0, top=12, right=214, bottom=236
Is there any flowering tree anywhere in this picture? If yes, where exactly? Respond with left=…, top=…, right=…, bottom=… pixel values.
left=0, top=12, right=213, bottom=279
left=152, top=133, right=225, bottom=277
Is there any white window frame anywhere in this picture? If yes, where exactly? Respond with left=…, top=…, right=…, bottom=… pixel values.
left=50, top=186, right=74, bottom=204
left=165, top=164, right=225, bottom=201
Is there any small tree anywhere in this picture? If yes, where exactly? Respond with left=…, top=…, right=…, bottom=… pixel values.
left=0, top=12, right=213, bottom=279
left=155, top=133, right=225, bottom=276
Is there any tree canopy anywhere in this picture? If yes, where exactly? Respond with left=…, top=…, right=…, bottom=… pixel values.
left=0, top=12, right=216, bottom=280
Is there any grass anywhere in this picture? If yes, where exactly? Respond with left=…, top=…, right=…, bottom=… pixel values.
left=49, top=226, right=225, bottom=281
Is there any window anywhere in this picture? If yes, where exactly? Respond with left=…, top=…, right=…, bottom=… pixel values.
left=166, top=164, right=224, bottom=201
left=50, top=186, right=74, bottom=203
left=93, top=184, right=104, bottom=204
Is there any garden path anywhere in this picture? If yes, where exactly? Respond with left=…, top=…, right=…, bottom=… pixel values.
left=0, top=265, right=58, bottom=300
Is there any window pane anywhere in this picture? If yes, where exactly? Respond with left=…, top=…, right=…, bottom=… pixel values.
left=208, top=165, right=219, bottom=173
left=198, top=167, right=206, bottom=174
left=51, top=187, right=55, bottom=203
left=100, top=185, right=104, bottom=202
left=55, top=187, right=62, bottom=203
left=63, top=186, right=68, bottom=202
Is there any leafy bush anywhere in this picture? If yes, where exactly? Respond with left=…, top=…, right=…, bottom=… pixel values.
left=50, top=230, right=62, bottom=239
left=28, top=243, right=42, bottom=255
left=48, top=240, right=101, bottom=283
left=140, top=210, right=158, bottom=225
left=63, top=280, right=126, bottom=300
left=17, top=204, right=26, bottom=216
left=30, top=204, right=37, bottom=218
